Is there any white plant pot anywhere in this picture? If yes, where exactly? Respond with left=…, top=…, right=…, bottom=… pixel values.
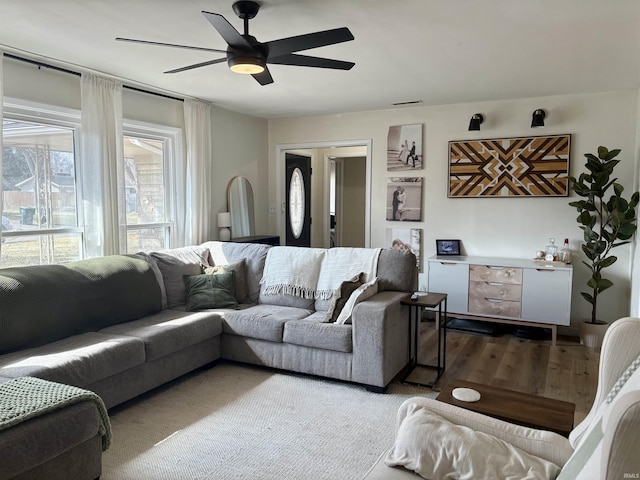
left=579, top=320, right=609, bottom=348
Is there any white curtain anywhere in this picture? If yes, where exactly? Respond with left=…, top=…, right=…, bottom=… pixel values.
left=80, top=73, right=125, bottom=257
left=0, top=53, right=4, bottom=253
left=183, top=99, right=212, bottom=245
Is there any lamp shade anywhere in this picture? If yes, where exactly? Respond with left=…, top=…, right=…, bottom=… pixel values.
left=468, top=113, right=483, bottom=131
left=217, top=212, right=232, bottom=228
left=531, top=109, right=545, bottom=128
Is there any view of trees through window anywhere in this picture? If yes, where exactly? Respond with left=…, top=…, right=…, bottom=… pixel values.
left=1, top=119, right=82, bottom=266
left=123, top=135, right=170, bottom=253
left=1, top=117, right=173, bottom=266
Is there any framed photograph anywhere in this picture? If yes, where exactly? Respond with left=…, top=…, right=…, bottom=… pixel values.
left=387, top=123, right=423, bottom=171
left=386, top=228, right=422, bottom=271
left=436, top=239, right=461, bottom=256
left=448, top=134, right=570, bottom=197
left=386, top=177, right=422, bottom=222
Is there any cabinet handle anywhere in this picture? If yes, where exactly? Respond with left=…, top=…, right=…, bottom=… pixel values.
left=487, top=282, right=503, bottom=286
left=439, top=262, right=457, bottom=266
left=486, top=298, right=504, bottom=303
left=535, top=268, right=556, bottom=272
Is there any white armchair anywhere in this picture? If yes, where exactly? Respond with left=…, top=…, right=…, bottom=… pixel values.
left=364, top=317, right=640, bottom=480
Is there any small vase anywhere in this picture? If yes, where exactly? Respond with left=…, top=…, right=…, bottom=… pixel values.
left=579, top=320, right=609, bottom=348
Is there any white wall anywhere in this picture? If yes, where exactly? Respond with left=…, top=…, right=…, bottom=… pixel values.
left=269, top=90, right=640, bottom=330
left=210, top=105, right=268, bottom=238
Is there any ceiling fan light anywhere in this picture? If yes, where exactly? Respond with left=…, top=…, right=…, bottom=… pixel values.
left=228, top=56, right=265, bottom=74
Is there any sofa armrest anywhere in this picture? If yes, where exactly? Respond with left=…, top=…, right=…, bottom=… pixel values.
left=396, top=397, right=573, bottom=467
left=601, top=390, right=640, bottom=480
left=351, top=291, right=410, bottom=388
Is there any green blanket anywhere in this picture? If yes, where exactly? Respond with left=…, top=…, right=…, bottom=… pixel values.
left=0, top=377, right=111, bottom=450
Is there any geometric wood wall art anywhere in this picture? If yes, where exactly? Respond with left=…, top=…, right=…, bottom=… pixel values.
left=448, top=134, right=571, bottom=197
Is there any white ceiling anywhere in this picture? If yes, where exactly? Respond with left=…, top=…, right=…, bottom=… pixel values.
left=1, top=0, right=639, bottom=118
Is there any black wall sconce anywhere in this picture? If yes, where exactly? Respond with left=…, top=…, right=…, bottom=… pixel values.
left=531, top=109, right=545, bottom=128
left=468, top=113, right=483, bottom=131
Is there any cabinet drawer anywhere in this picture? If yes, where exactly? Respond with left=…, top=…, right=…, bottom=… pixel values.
left=469, top=265, right=522, bottom=284
left=468, top=296, right=521, bottom=318
left=469, top=280, right=521, bottom=301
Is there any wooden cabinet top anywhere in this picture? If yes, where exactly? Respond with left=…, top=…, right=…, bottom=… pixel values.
left=428, top=255, right=573, bottom=271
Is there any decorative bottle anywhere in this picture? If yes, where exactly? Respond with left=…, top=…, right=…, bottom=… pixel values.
left=559, top=238, right=572, bottom=264
left=544, top=238, right=558, bottom=261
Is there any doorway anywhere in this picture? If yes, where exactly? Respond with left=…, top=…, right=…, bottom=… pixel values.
left=276, top=140, right=371, bottom=248
left=330, top=155, right=367, bottom=247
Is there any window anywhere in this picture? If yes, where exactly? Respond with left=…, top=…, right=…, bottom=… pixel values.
left=1, top=117, right=82, bottom=267
left=288, top=167, right=305, bottom=239
left=122, top=121, right=179, bottom=254
left=2, top=99, right=181, bottom=266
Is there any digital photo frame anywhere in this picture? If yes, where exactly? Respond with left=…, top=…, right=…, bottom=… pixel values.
left=436, top=239, right=461, bottom=256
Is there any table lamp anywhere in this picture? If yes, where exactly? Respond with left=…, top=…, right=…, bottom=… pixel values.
left=217, top=212, right=231, bottom=241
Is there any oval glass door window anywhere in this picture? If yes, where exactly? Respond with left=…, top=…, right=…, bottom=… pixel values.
left=289, top=167, right=305, bottom=239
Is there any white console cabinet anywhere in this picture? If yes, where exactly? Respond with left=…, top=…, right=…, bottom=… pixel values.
left=426, top=255, right=572, bottom=345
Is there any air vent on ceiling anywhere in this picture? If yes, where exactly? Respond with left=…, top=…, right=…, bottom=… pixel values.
left=392, top=100, right=424, bottom=106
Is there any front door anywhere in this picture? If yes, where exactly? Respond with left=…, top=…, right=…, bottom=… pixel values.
left=285, top=153, right=311, bottom=246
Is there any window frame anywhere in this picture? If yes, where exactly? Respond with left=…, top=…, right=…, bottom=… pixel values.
left=1, top=98, right=85, bottom=247
left=121, top=119, right=181, bottom=253
left=2, top=97, right=182, bottom=263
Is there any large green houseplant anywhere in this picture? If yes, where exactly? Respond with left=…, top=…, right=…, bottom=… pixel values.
left=567, top=146, right=639, bottom=343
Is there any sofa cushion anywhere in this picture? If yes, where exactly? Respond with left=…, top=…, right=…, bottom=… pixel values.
left=283, top=313, right=353, bottom=353
left=222, top=305, right=313, bottom=343
left=0, top=332, right=145, bottom=387
left=0, top=256, right=162, bottom=354
left=99, top=309, right=223, bottom=361
left=203, top=259, right=248, bottom=304
left=150, top=245, right=210, bottom=308
left=202, top=241, right=271, bottom=304
left=336, top=277, right=379, bottom=325
left=131, top=252, right=168, bottom=309
left=376, top=248, right=417, bottom=293
left=385, top=403, right=561, bottom=479
left=185, top=272, right=239, bottom=311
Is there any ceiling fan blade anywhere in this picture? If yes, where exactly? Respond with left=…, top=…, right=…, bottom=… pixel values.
left=252, top=67, right=274, bottom=86
left=268, top=53, right=354, bottom=70
left=265, top=27, right=354, bottom=59
left=116, top=37, right=226, bottom=54
left=164, top=57, right=227, bottom=74
left=201, top=11, right=252, bottom=49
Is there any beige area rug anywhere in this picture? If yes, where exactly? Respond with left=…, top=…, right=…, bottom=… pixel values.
left=102, top=362, right=436, bottom=480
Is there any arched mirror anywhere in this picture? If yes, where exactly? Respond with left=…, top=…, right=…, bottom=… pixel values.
left=227, top=176, right=255, bottom=238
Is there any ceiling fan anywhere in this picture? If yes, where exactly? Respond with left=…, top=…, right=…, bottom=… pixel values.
left=116, top=0, right=355, bottom=86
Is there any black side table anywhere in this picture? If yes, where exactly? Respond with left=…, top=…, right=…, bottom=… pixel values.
left=401, top=292, right=447, bottom=388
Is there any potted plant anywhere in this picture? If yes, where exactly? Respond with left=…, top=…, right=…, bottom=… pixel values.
left=567, top=146, right=639, bottom=347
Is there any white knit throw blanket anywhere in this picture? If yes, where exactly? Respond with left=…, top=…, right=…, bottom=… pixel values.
left=316, top=247, right=382, bottom=299
left=260, top=247, right=327, bottom=299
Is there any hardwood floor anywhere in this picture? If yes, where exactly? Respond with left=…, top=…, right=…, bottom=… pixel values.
left=408, top=319, right=601, bottom=425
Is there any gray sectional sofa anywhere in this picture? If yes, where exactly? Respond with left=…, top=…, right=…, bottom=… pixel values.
left=0, top=241, right=417, bottom=479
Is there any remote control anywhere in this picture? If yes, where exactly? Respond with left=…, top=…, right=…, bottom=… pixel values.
left=410, top=293, right=419, bottom=302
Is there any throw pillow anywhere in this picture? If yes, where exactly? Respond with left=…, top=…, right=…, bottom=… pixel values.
left=385, top=404, right=561, bottom=480
left=184, top=271, right=239, bottom=311
left=324, top=273, right=364, bottom=323
left=202, top=258, right=249, bottom=303
left=150, top=247, right=209, bottom=308
left=335, top=277, right=378, bottom=325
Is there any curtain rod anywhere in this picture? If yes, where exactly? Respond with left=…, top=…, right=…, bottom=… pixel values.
left=3, top=52, right=185, bottom=103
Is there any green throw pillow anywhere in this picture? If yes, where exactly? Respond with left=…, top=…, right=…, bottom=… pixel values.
left=184, top=271, right=239, bottom=311
left=201, top=258, right=248, bottom=303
